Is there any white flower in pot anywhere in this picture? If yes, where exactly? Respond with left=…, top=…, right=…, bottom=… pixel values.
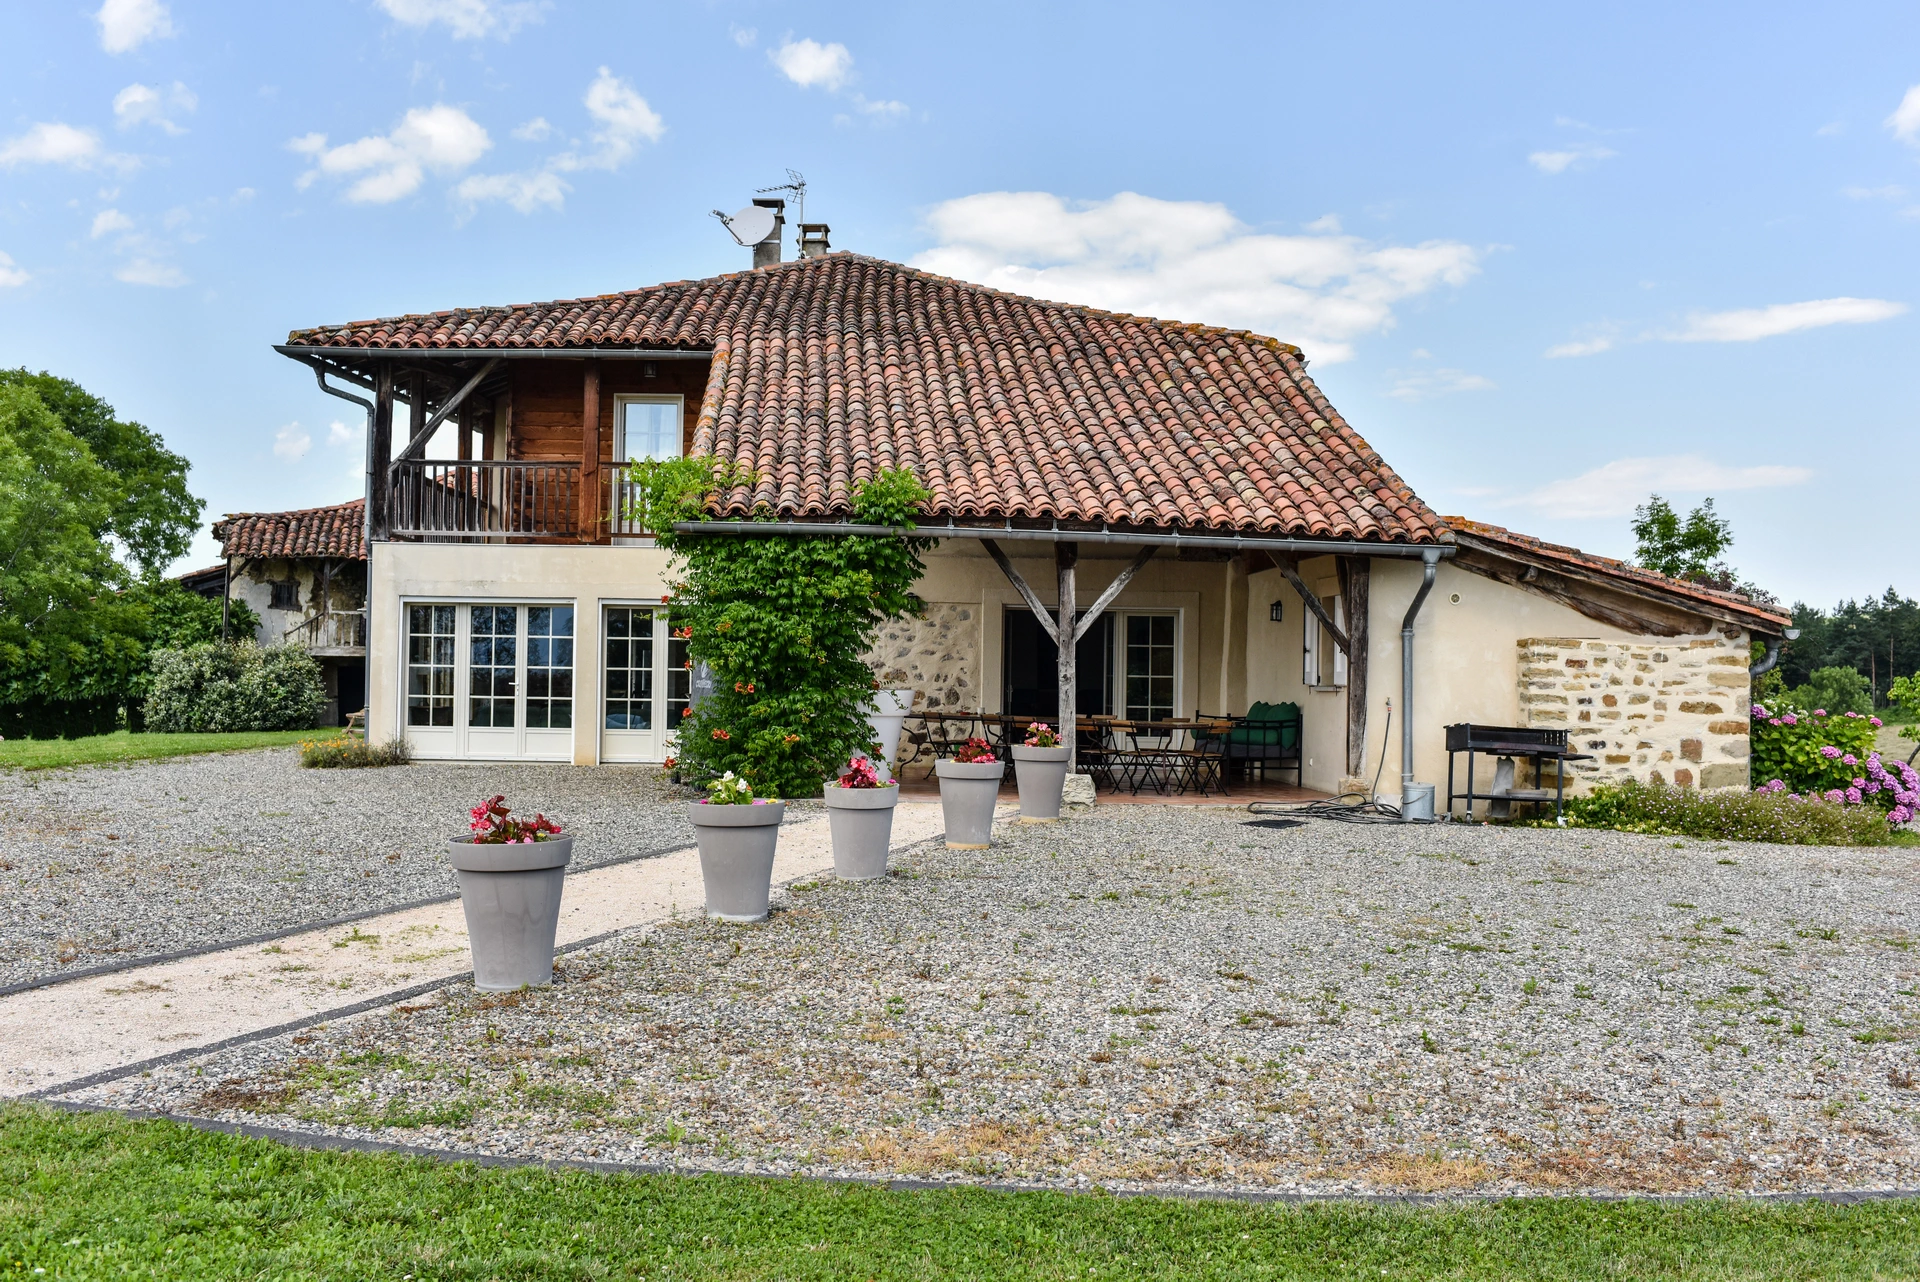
left=448, top=795, right=571, bottom=992
left=934, top=736, right=1004, bottom=848
left=822, top=754, right=900, bottom=879
left=1011, top=722, right=1071, bottom=822
left=686, top=771, right=786, bottom=922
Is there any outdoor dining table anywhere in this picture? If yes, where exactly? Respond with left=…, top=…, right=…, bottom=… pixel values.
left=906, top=710, right=1236, bottom=796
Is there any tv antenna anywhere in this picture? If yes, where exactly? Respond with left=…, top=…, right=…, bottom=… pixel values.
left=757, top=169, right=806, bottom=237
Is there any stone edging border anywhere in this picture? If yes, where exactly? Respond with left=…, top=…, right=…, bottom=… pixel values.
left=21, top=1097, right=1920, bottom=1208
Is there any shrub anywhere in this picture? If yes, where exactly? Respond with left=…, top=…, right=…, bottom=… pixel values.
left=1783, top=666, right=1873, bottom=718
left=1750, top=701, right=1880, bottom=796
left=145, top=642, right=326, bottom=733
left=300, top=735, right=410, bottom=769
left=1562, top=779, right=1900, bottom=846
left=628, top=458, right=932, bottom=798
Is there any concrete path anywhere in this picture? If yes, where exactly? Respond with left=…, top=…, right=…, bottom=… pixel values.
left=1, top=801, right=962, bottom=1098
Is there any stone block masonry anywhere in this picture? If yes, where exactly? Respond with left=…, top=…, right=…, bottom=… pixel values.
left=1517, top=635, right=1752, bottom=792
left=865, top=603, right=979, bottom=713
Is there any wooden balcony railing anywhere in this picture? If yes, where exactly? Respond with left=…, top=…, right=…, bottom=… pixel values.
left=283, top=609, right=367, bottom=652
left=388, top=460, right=582, bottom=540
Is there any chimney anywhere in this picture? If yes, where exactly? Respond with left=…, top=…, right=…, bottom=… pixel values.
left=751, top=197, right=785, bottom=268
left=799, top=223, right=831, bottom=259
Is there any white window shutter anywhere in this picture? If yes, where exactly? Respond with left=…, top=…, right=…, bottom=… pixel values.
left=1331, top=594, right=1348, bottom=686
left=1303, top=600, right=1316, bottom=685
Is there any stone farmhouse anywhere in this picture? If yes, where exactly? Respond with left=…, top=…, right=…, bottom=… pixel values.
left=270, top=222, right=1788, bottom=803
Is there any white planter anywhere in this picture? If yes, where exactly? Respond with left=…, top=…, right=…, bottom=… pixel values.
left=864, top=688, right=917, bottom=780
left=1012, top=744, right=1072, bottom=822
left=935, top=758, right=1005, bottom=848
left=447, top=835, right=572, bottom=992
left=687, top=800, right=786, bottom=922
left=822, top=781, right=900, bottom=880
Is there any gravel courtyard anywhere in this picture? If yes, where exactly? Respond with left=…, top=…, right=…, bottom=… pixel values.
left=0, top=750, right=691, bottom=988
left=79, top=806, right=1920, bottom=1197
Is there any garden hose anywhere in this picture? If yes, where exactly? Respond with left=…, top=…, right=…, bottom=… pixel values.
left=1247, top=700, right=1436, bottom=825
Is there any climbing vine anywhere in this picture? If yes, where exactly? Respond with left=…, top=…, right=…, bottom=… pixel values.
left=628, top=458, right=933, bottom=797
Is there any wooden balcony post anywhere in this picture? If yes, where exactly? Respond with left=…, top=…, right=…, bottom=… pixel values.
left=369, top=361, right=393, bottom=541
left=579, top=359, right=601, bottom=542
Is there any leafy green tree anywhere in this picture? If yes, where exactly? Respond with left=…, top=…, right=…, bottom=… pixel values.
left=0, top=368, right=202, bottom=578
left=630, top=458, right=933, bottom=797
left=1783, top=666, right=1874, bottom=717
left=1631, top=495, right=1733, bottom=581
left=139, top=578, right=259, bottom=653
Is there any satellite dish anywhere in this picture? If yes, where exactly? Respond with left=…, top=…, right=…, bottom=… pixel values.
left=720, top=204, right=778, bottom=247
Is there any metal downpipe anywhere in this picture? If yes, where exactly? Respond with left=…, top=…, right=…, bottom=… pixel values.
left=1400, top=548, right=1442, bottom=801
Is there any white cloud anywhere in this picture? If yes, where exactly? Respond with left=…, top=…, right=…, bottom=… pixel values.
left=291, top=104, right=491, bottom=203
left=510, top=116, right=552, bottom=142
left=0, top=122, right=106, bottom=169
left=273, top=422, right=312, bottom=462
left=460, top=69, right=660, bottom=214
left=911, top=191, right=1481, bottom=363
left=853, top=95, right=909, bottom=119
left=1528, top=144, right=1616, bottom=174
left=96, top=0, right=172, bottom=54
left=114, top=258, right=187, bottom=287
left=327, top=420, right=360, bottom=448
left=1888, top=84, right=1920, bottom=146
left=730, top=23, right=757, bottom=47
left=0, top=252, right=28, bottom=288
left=1544, top=335, right=1615, bottom=358
left=1668, top=297, right=1907, bottom=343
left=454, top=168, right=567, bottom=212
left=1387, top=368, right=1495, bottom=400
left=772, top=38, right=853, bottom=91
left=375, top=0, right=543, bottom=40
left=1509, top=455, right=1812, bottom=519
left=91, top=208, right=134, bottom=238
left=113, top=81, right=197, bottom=134
left=1843, top=184, right=1906, bottom=201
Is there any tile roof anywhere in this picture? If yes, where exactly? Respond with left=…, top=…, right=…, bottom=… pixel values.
left=1446, top=517, right=1790, bottom=632
left=214, top=499, right=365, bottom=561
left=286, top=255, right=1446, bottom=544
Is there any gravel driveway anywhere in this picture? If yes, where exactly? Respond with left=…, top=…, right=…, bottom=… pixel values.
left=0, top=750, right=694, bottom=989
left=83, top=806, right=1920, bottom=1196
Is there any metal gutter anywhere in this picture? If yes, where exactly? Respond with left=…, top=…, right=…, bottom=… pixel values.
left=1400, top=547, right=1442, bottom=811
left=667, top=519, right=1456, bottom=559
left=275, top=344, right=712, bottom=361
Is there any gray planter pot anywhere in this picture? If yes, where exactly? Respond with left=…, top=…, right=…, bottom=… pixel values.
left=822, top=781, right=900, bottom=880
left=1012, top=744, right=1072, bottom=822
left=936, top=758, right=1005, bottom=847
left=447, top=834, right=573, bottom=992
left=687, top=800, right=787, bottom=922
left=864, top=688, right=916, bottom=781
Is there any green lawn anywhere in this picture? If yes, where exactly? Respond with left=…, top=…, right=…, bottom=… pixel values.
left=0, top=728, right=322, bottom=771
left=2, top=1106, right=1915, bottom=1280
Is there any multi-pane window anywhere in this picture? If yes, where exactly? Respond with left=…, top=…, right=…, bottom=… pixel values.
left=468, top=606, right=518, bottom=727
left=525, top=606, right=575, bottom=729
left=1304, top=593, right=1347, bottom=688
left=406, top=605, right=455, bottom=727
left=1124, top=614, right=1176, bottom=721
left=667, top=627, right=691, bottom=726
left=603, top=607, right=655, bottom=730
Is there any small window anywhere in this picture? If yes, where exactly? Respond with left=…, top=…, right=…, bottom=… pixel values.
left=406, top=605, right=456, bottom=727
left=269, top=580, right=300, bottom=610
left=614, top=395, right=684, bottom=463
left=1303, top=592, right=1347, bottom=688
left=1123, top=614, right=1177, bottom=721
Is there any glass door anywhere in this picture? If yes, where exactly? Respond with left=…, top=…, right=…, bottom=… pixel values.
left=401, top=602, right=574, bottom=761
left=600, top=605, right=687, bottom=762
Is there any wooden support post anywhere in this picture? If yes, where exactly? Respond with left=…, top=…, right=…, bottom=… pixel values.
left=369, top=362, right=394, bottom=541
left=580, top=359, right=601, bottom=542
left=1339, top=555, right=1371, bottom=781
left=220, top=557, right=232, bottom=642
left=1057, top=542, right=1078, bottom=773
left=457, top=402, right=472, bottom=461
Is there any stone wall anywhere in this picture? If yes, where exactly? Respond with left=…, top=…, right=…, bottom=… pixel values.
left=866, top=604, right=979, bottom=712
left=1517, top=635, right=1752, bottom=791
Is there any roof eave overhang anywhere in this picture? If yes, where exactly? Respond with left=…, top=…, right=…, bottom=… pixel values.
left=670, top=517, right=1453, bottom=559
left=275, top=344, right=713, bottom=361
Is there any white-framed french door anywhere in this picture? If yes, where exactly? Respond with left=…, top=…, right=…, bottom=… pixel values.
left=1111, top=610, right=1182, bottom=721
left=402, top=601, right=576, bottom=760
left=599, top=604, right=690, bottom=762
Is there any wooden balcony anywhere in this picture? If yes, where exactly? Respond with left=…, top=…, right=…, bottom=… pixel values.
left=386, top=459, right=650, bottom=542
left=284, top=608, right=367, bottom=655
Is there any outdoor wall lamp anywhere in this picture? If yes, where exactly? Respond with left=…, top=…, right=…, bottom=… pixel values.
left=1269, top=600, right=1285, bottom=622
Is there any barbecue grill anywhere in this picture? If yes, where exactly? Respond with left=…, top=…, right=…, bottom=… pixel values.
left=1443, top=723, right=1594, bottom=822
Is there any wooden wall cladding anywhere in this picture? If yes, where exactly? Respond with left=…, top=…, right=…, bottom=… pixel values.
left=508, top=359, right=708, bottom=463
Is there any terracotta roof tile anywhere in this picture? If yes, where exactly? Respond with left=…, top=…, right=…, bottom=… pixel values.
left=214, top=499, right=365, bottom=561
left=1446, top=517, right=1790, bottom=632
left=286, top=255, right=1447, bottom=544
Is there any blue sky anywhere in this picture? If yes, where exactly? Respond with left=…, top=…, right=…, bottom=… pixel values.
left=2, top=0, right=1915, bottom=605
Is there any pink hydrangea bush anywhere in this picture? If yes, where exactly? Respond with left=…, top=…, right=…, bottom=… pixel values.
left=1749, top=702, right=1894, bottom=813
